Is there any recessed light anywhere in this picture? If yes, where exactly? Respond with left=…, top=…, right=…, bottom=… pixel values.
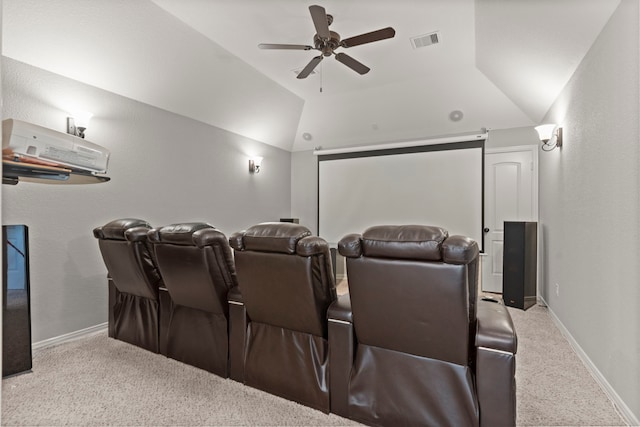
left=449, top=110, right=464, bottom=122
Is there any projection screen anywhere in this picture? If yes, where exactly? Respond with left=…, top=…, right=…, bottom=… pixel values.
left=317, top=138, right=485, bottom=251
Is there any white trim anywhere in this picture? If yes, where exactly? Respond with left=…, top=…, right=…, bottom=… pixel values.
left=540, top=296, right=638, bottom=426
left=228, top=301, right=244, bottom=306
left=328, top=318, right=352, bottom=325
left=484, top=144, right=538, bottom=154
left=478, top=346, right=514, bottom=356
left=314, top=133, right=487, bottom=156
left=32, top=322, right=107, bottom=353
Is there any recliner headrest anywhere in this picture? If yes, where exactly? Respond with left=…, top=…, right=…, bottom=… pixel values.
left=147, top=223, right=225, bottom=247
left=93, top=218, right=151, bottom=240
left=363, top=225, right=448, bottom=260
left=339, top=225, right=478, bottom=264
left=442, top=235, right=479, bottom=265
left=229, top=222, right=313, bottom=254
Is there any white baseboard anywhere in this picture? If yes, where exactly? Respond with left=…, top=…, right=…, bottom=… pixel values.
left=539, top=297, right=639, bottom=426
left=32, top=322, right=108, bottom=353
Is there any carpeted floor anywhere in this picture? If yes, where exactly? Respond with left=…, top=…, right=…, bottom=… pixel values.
left=1, top=304, right=628, bottom=426
left=508, top=305, right=627, bottom=426
left=1, top=332, right=358, bottom=426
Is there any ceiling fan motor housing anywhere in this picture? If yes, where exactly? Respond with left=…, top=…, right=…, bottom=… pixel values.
left=314, top=31, right=341, bottom=56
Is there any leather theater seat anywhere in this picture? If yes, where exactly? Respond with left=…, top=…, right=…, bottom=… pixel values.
left=93, top=218, right=163, bottom=353
left=228, top=222, right=337, bottom=413
left=329, top=225, right=517, bottom=427
left=147, top=223, right=237, bottom=377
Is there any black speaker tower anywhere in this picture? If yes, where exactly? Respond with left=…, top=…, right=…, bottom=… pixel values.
left=503, top=221, right=537, bottom=310
left=3, top=225, right=33, bottom=377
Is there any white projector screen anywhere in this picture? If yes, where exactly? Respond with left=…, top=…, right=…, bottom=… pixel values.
left=317, top=140, right=484, bottom=250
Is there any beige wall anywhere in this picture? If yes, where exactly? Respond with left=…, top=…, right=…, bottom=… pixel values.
left=539, top=0, right=639, bottom=422
left=486, top=126, right=539, bottom=149
left=291, top=150, right=318, bottom=234
left=2, top=58, right=292, bottom=342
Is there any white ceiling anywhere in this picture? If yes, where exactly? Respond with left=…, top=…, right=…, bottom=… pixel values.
left=2, top=0, right=620, bottom=151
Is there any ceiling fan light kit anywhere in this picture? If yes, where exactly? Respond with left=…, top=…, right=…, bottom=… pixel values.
left=258, top=5, right=395, bottom=79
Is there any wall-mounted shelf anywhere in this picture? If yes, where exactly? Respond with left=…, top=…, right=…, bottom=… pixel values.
left=2, top=160, right=110, bottom=185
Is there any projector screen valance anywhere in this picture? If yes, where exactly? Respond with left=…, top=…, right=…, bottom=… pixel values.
left=317, top=138, right=485, bottom=251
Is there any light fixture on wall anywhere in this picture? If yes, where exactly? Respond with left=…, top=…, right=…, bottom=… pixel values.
left=249, top=157, right=263, bottom=174
left=67, top=111, right=94, bottom=139
left=535, top=124, right=563, bottom=151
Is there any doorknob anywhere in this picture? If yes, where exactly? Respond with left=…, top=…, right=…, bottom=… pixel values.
left=483, top=227, right=490, bottom=233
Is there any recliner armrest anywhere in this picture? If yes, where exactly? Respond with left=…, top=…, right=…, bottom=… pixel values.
left=328, top=294, right=352, bottom=323
left=476, top=299, right=517, bottom=354
left=327, top=293, right=354, bottom=418
left=475, top=299, right=517, bottom=427
left=228, top=285, right=246, bottom=383
left=228, top=285, right=244, bottom=305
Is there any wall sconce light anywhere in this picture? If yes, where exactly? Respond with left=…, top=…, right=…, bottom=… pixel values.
left=249, top=157, right=263, bottom=174
left=67, top=111, right=93, bottom=139
left=535, top=124, right=563, bottom=151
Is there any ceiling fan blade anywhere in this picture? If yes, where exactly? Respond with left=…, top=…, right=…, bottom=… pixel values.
left=341, top=27, right=396, bottom=48
left=258, top=43, right=313, bottom=50
left=297, top=55, right=324, bottom=79
left=335, top=53, right=370, bottom=75
left=309, top=5, right=330, bottom=40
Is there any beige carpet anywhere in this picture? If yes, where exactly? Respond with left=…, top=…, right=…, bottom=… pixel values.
left=1, top=332, right=358, bottom=426
left=509, top=305, right=627, bottom=426
left=1, top=304, right=628, bottom=426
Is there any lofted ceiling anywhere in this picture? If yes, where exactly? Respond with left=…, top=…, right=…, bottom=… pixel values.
left=2, top=0, right=620, bottom=151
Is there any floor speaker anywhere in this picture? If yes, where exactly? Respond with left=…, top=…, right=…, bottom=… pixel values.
left=3, top=225, right=32, bottom=377
left=503, top=221, right=537, bottom=310
left=279, top=218, right=299, bottom=224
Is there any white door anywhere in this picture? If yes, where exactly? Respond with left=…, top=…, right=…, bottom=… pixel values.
left=482, top=147, right=537, bottom=293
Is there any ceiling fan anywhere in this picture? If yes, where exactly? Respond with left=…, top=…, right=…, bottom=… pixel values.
left=258, top=5, right=396, bottom=79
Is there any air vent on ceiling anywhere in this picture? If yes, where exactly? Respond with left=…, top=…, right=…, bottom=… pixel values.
left=410, top=31, right=440, bottom=49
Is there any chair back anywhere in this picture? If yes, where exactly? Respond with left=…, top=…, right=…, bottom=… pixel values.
left=93, top=218, right=161, bottom=300
left=338, top=225, right=479, bottom=366
left=148, top=223, right=237, bottom=314
left=229, top=222, right=336, bottom=337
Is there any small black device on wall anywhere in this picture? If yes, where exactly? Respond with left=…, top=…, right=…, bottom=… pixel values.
left=3, top=224, right=33, bottom=377
left=503, top=221, right=537, bottom=310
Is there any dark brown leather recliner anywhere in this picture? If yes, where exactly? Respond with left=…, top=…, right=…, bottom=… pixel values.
left=329, top=225, right=517, bottom=427
left=93, top=218, right=162, bottom=353
left=147, top=223, right=237, bottom=377
left=228, top=222, right=337, bottom=413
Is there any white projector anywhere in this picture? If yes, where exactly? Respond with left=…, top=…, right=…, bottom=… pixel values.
left=2, top=119, right=110, bottom=174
